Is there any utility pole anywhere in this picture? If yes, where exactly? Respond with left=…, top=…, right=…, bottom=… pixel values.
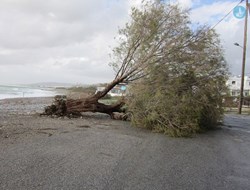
left=239, top=0, right=249, bottom=114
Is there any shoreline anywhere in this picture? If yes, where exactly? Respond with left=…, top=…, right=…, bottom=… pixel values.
left=0, top=96, right=54, bottom=101
left=0, top=96, right=54, bottom=115
left=0, top=85, right=68, bottom=101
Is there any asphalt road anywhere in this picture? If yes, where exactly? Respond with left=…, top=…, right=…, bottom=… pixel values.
left=0, top=113, right=250, bottom=190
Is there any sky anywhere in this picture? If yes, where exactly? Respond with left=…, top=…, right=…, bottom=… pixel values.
left=0, top=0, right=249, bottom=85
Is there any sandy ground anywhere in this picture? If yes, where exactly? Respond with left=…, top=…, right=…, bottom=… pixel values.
left=0, top=97, right=250, bottom=190
left=0, top=97, right=126, bottom=141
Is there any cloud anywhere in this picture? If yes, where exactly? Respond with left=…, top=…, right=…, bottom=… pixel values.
left=0, top=0, right=128, bottom=50
left=0, top=0, right=129, bottom=84
left=0, top=0, right=249, bottom=85
left=190, top=1, right=250, bottom=75
left=191, top=1, right=236, bottom=24
left=175, top=0, right=193, bottom=9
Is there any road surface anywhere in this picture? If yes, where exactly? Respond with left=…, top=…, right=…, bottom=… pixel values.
left=0, top=113, right=250, bottom=190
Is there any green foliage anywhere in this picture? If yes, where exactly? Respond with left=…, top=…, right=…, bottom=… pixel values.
left=121, top=2, right=228, bottom=137
left=99, top=96, right=121, bottom=104
left=101, top=94, right=112, bottom=100
left=68, top=86, right=96, bottom=94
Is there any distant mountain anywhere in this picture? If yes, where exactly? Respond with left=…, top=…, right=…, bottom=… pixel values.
left=26, top=82, right=85, bottom=88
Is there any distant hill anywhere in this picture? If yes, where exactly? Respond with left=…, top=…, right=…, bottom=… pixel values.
left=26, top=82, right=86, bottom=88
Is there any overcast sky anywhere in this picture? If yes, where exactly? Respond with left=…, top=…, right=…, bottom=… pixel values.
left=0, top=0, right=249, bottom=85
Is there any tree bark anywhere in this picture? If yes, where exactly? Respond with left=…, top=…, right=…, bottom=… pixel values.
left=42, top=78, right=126, bottom=118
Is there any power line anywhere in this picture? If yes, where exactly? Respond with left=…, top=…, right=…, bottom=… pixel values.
left=189, top=0, right=245, bottom=48
left=211, top=0, right=244, bottom=30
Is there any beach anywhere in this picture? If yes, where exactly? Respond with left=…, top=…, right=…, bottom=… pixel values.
left=0, top=97, right=119, bottom=141
left=0, top=97, right=53, bottom=115
left=0, top=97, right=52, bottom=140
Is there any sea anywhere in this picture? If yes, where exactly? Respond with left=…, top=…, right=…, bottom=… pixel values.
left=0, top=85, right=57, bottom=100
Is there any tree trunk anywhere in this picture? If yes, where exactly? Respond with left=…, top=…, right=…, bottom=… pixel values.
left=42, top=78, right=126, bottom=118
left=66, top=96, right=125, bottom=118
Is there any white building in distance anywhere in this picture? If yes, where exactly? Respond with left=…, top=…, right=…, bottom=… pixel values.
left=95, top=84, right=128, bottom=97
left=226, top=76, right=250, bottom=97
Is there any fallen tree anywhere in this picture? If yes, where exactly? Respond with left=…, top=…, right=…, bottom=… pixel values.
left=43, top=95, right=125, bottom=118
left=42, top=1, right=228, bottom=122
left=42, top=2, right=171, bottom=118
left=42, top=79, right=127, bottom=118
left=42, top=61, right=142, bottom=117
